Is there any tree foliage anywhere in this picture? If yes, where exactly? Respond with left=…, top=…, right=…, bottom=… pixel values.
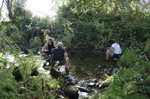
left=50, top=0, right=150, bottom=50
left=1, top=0, right=150, bottom=98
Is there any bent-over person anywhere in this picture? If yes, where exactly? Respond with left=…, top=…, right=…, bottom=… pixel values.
left=106, top=39, right=122, bottom=61
left=52, top=42, right=69, bottom=67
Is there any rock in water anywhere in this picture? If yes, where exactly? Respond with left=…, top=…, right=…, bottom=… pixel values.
left=50, top=68, right=59, bottom=78
left=76, top=86, right=90, bottom=92
left=87, top=82, right=95, bottom=87
left=64, top=85, right=79, bottom=98
left=98, top=76, right=114, bottom=89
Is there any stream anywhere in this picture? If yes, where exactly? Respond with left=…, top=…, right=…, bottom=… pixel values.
left=4, top=50, right=116, bottom=99
left=69, top=50, right=114, bottom=80
left=67, top=50, right=115, bottom=98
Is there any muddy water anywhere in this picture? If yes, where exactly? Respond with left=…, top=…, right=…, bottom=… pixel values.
left=69, top=50, right=114, bottom=80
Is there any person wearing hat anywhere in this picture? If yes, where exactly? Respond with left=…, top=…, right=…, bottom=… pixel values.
left=42, top=37, right=57, bottom=58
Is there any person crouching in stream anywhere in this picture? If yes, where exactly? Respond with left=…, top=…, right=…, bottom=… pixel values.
left=52, top=42, right=69, bottom=68
left=106, top=39, right=122, bottom=61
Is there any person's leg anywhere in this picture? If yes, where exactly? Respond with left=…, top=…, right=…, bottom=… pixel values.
left=65, top=57, right=69, bottom=67
left=44, top=53, right=49, bottom=58
left=42, top=51, right=50, bottom=58
left=106, top=50, right=113, bottom=60
left=106, top=50, right=110, bottom=60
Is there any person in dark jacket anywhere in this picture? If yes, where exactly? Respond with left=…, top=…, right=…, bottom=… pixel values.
left=52, top=42, right=69, bottom=67
left=42, top=37, right=57, bottom=58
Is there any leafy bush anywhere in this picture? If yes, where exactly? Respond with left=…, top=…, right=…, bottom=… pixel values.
left=117, top=49, right=138, bottom=67
left=98, top=62, right=148, bottom=99
left=29, top=37, right=42, bottom=54
left=0, top=37, right=61, bottom=99
left=0, top=23, right=22, bottom=43
left=98, top=48, right=150, bottom=99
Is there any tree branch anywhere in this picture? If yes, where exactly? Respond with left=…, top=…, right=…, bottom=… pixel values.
left=4, top=0, right=8, bottom=6
left=4, top=0, right=14, bottom=19
left=141, top=0, right=150, bottom=11
left=0, top=0, right=4, bottom=10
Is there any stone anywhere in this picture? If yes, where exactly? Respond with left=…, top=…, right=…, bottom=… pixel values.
left=50, top=68, right=60, bottom=78
left=64, top=85, right=79, bottom=98
left=76, top=86, right=90, bottom=92
left=98, top=76, right=114, bottom=89
left=87, top=82, right=95, bottom=87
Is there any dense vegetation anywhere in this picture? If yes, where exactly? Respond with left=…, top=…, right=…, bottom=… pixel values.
left=0, top=0, right=150, bottom=98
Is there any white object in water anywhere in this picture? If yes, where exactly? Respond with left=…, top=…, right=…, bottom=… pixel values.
left=58, top=65, right=66, bottom=72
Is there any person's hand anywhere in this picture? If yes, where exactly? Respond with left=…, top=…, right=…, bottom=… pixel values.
left=42, top=48, right=47, bottom=52
left=51, top=48, right=56, bottom=51
left=42, top=48, right=44, bottom=52
left=65, top=64, right=69, bottom=68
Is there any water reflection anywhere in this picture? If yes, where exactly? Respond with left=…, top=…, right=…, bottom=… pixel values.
left=69, top=50, right=114, bottom=80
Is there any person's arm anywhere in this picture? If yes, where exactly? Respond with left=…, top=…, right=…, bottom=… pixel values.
left=42, top=41, right=48, bottom=51
left=64, top=52, right=68, bottom=58
left=53, top=41, right=57, bottom=48
left=62, top=47, right=68, bottom=58
left=110, top=47, right=115, bottom=53
left=51, top=41, right=57, bottom=51
left=64, top=49, right=68, bottom=58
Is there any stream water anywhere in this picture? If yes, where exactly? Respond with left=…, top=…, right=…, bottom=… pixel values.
left=69, top=50, right=114, bottom=80
left=36, top=50, right=115, bottom=98
left=68, top=50, right=115, bottom=98
left=4, top=50, right=115, bottom=99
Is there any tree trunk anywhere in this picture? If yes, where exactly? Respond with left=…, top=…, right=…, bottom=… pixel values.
left=0, top=0, right=4, bottom=10
left=7, top=5, right=14, bottom=19
left=4, top=0, right=14, bottom=20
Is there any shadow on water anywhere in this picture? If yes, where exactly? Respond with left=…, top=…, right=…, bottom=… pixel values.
left=69, top=50, right=115, bottom=80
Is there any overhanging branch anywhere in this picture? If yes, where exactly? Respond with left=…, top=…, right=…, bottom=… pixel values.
left=0, top=0, right=4, bottom=10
